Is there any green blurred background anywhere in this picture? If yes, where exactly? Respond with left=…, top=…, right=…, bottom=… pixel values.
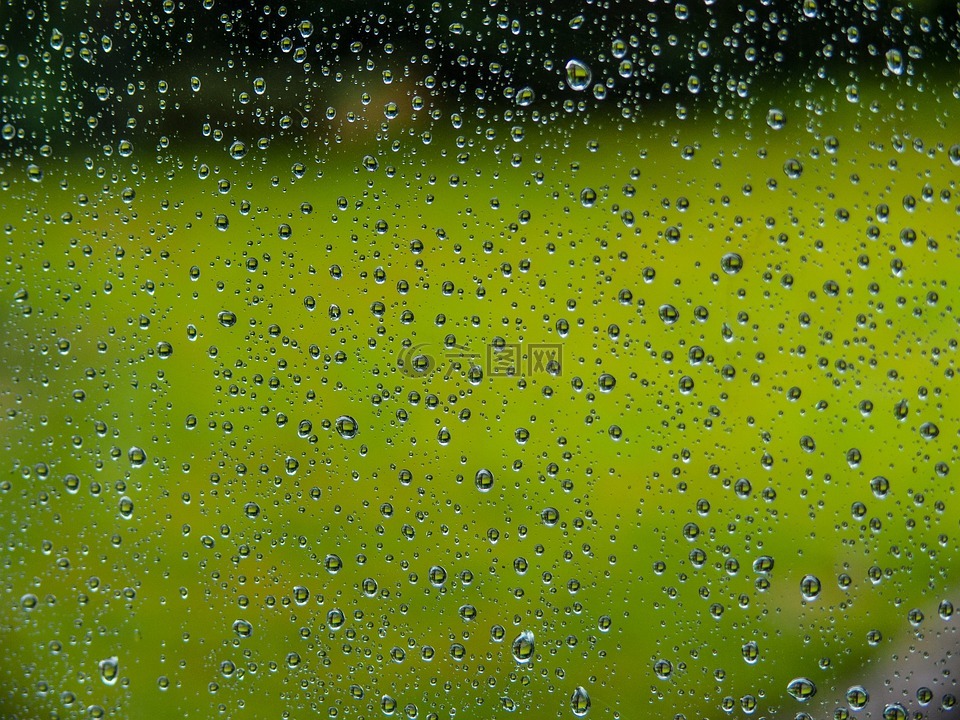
left=1, top=2, right=959, bottom=719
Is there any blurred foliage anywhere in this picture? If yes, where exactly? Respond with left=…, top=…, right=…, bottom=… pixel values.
left=1, top=2, right=959, bottom=720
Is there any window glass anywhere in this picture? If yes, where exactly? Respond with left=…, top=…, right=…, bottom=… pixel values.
left=1, top=2, right=957, bottom=719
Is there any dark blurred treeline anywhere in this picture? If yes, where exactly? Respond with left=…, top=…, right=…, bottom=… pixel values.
left=1, top=0, right=957, bottom=153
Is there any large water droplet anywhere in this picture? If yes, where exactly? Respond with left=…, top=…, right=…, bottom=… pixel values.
left=570, top=686, right=591, bottom=717
left=766, top=108, right=786, bottom=130
left=128, top=446, right=147, bottom=467
left=800, top=574, right=821, bottom=600
left=336, top=415, right=358, bottom=439
left=511, top=630, right=535, bottom=663
left=475, top=468, right=494, bottom=492
left=787, top=677, right=817, bottom=702
left=565, top=59, right=592, bottom=91
left=98, top=657, right=119, bottom=685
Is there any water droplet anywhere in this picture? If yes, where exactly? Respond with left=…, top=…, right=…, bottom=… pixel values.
left=882, top=704, right=906, bottom=720
left=753, top=556, right=774, bottom=573
left=20, top=593, right=38, bottom=610
left=885, top=48, right=904, bottom=75
left=787, top=677, right=817, bottom=702
left=570, top=686, right=591, bottom=717
left=218, top=311, right=237, bottom=328
left=939, top=599, right=954, bottom=619
left=783, top=158, right=804, bottom=179
left=598, top=373, right=616, bottom=392
left=233, top=619, right=253, bottom=638
left=767, top=108, right=787, bottom=130
left=475, top=469, right=494, bottom=492
left=429, top=565, right=447, bottom=587
left=565, top=59, right=593, bottom=91
left=128, top=446, right=146, bottom=466
left=335, top=415, right=358, bottom=439
left=118, top=496, right=134, bottom=519
left=541, top=507, right=560, bottom=526
left=26, top=164, right=43, bottom=182
left=720, top=253, right=743, bottom=274
left=847, top=686, right=869, bottom=710
left=327, top=608, right=345, bottom=630
left=511, top=630, right=535, bottom=663
left=98, top=657, right=119, bottom=686
left=659, top=304, right=680, bottom=324
left=516, top=86, right=535, bottom=107
left=800, top=574, right=821, bottom=600
left=654, top=659, right=673, bottom=679
left=229, top=140, right=247, bottom=159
